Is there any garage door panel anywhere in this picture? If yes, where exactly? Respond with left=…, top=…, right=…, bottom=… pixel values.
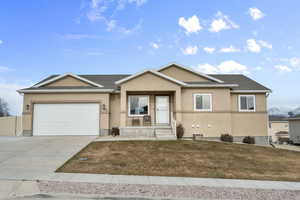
left=33, top=104, right=99, bottom=136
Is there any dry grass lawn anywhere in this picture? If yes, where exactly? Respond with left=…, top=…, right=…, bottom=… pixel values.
left=57, top=140, right=300, bottom=181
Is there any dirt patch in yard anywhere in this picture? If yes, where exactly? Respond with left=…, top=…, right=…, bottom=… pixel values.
left=57, top=140, right=300, bottom=181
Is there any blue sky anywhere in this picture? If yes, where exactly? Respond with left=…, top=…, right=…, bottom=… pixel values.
left=1, top=0, right=300, bottom=114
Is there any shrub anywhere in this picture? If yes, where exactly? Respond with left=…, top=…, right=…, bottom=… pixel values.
left=111, top=127, right=120, bottom=137
left=243, top=136, right=255, bottom=144
left=176, top=124, right=184, bottom=139
left=220, top=134, right=233, bottom=143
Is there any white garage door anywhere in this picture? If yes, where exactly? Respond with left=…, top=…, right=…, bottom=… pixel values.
left=33, top=104, right=100, bottom=136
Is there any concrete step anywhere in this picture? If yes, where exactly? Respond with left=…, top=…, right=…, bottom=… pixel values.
left=155, top=128, right=176, bottom=139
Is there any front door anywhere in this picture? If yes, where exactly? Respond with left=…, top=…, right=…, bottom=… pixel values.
left=155, top=96, right=170, bottom=124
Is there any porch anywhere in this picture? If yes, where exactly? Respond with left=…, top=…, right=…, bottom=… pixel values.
left=119, top=91, right=180, bottom=138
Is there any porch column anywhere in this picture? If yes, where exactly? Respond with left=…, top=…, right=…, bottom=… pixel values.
left=175, top=88, right=182, bottom=122
left=120, top=88, right=127, bottom=127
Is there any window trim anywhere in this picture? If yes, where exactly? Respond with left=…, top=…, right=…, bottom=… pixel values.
left=128, top=95, right=150, bottom=117
left=193, top=93, right=212, bottom=112
left=238, top=95, right=256, bottom=112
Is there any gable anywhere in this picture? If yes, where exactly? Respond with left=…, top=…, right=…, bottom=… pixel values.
left=159, top=64, right=213, bottom=82
left=121, top=72, right=181, bottom=91
left=43, top=76, right=93, bottom=87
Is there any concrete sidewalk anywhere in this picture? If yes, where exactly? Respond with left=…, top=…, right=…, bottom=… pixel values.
left=2, top=172, right=300, bottom=191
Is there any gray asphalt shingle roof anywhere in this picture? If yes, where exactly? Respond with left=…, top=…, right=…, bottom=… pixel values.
left=23, top=73, right=270, bottom=91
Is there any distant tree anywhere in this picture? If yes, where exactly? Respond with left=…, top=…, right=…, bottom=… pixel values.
left=0, top=98, right=10, bottom=117
left=288, top=111, right=295, bottom=118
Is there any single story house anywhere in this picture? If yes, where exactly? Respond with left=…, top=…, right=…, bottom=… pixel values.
left=288, top=118, right=300, bottom=144
left=18, top=63, right=271, bottom=143
left=268, top=115, right=289, bottom=143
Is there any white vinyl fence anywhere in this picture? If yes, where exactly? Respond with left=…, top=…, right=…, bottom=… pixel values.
left=0, top=116, right=22, bottom=136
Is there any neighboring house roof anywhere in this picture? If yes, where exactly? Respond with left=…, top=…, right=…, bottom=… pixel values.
left=18, top=65, right=271, bottom=93
left=269, top=115, right=289, bottom=122
left=288, top=117, right=300, bottom=121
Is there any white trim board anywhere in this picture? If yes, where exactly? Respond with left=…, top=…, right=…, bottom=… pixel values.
left=33, top=73, right=104, bottom=88
left=157, top=62, right=224, bottom=83
left=231, top=90, right=271, bottom=93
left=18, top=89, right=114, bottom=93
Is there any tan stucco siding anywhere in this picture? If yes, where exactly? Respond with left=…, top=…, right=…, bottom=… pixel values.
left=231, top=113, right=268, bottom=136
left=121, top=72, right=181, bottom=91
left=181, top=113, right=232, bottom=137
left=181, top=88, right=231, bottom=112
left=109, top=93, right=120, bottom=128
left=119, top=72, right=182, bottom=126
left=22, top=93, right=110, bottom=133
left=43, top=76, right=92, bottom=87
left=231, top=93, right=267, bottom=112
left=180, top=88, right=232, bottom=137
left=230, top=92, right=268, bottom=137
left=159, top=65, right=211, bottom=82
left=231, top=93, right=268, bottom=137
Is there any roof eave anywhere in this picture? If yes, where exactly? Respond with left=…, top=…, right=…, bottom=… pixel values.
left=17, top=89, right=115, bottom=94
left=33, top=73, right=104, bottom=88
left=231, top=90, right=272, bottom=93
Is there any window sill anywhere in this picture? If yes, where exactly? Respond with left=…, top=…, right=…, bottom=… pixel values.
left=239, top=110, right=256, bottom=112
left=194, top=109, right=213, bottom=112
left=128, top=115, right=148, bottom=117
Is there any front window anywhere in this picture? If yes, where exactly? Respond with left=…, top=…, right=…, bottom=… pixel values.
left=128, top=96, right=149, bottom=116
left=194, top=94, right=212, bottom=111
left=239, top=95, right=255, bottom=111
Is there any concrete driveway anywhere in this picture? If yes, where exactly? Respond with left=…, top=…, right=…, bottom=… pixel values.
left=0, top=136, right=95, bottom=180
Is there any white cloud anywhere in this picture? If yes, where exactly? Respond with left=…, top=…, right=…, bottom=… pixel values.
left=178, top=15, right=202, bottom=34
left=246, top=39, right=261, bottom=53
left=0, top=66, right=13, bottom=72
left=254, top=66, right=263, bottom=71
left=196, top=60, right=248, bottom=74
left=259, top=40, right=272, bottom=49
left=0, top=40, right=3, bottom=45
left=203, top=47, right=215, bottom=54
left=150, top=42, right=160, bottom=49
left=86, top=0, right=145, bottom=33
left=106, top=20, right=117, bottom=31
left=119, top=19, right=142, bottom=35
left=0, top=80, right=32, bottom=115
left=278, top=57, right=300, bottom=68
left=289, top=57, right=300, bottom=67
left=219, top=45, right=240, bottom=53
left=118, top=0, right=147, bottom=9
left=182, top=46, right=198, bottom=55
left=209, top=12, right=239, bottom=32
left=249, top=8, right=265, bottom=20
left=274, top=65, right=292, bottom=72
left=128, top=0, right=147, bottom=6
